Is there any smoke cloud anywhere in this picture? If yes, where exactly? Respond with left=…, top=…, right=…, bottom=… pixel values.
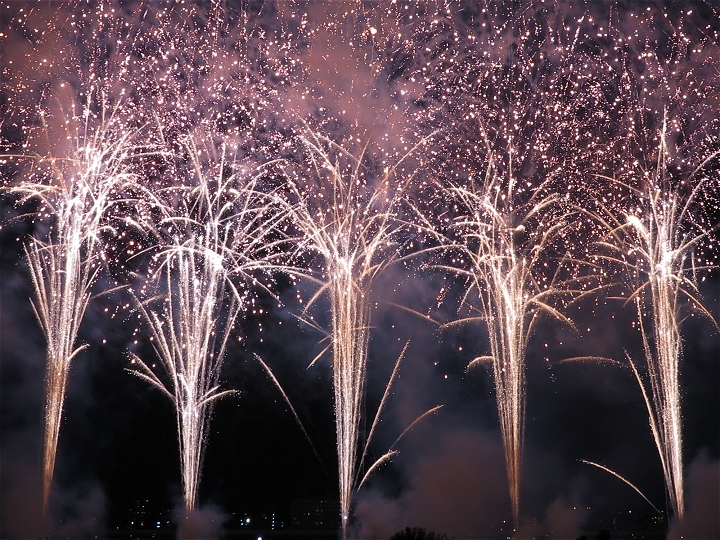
left=52, top=480, right=107, bottom=538
left=355, top=429, right=511, bottom=539
left=667, top=451, right=720, bottom=540
left=176, top=504, right=228, bottom=540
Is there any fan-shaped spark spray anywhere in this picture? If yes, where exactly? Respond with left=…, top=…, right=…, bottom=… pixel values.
left=130, top=137, right=291, bottom=511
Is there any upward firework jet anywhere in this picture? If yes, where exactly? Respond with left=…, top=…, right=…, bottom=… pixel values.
left=281, top=128, right=429, bottom=536
left=593, top=119, right=719, bottom=519
left=415, top=10, right=609, bottom=525
left=6, top=94, right=146, bottom=511
left=2, top=0, right=718, bottom=534
left=584, top=12, right=720, bottom=517
left=445, top=171, right=578, bottom=528
left=130, top=135, right=290, bottom=511
left=2, top=0, right=304, bottom=517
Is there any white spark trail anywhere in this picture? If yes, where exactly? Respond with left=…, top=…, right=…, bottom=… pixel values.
left=283, top=128, right=434, bottom=537
left=130, top=136, right=291, bottom=511
left=9, top=94, right=147, bottom=512
left=594, top=115, right=720, bottom=519
left=446, top=172, right=575, bottom=527
left=580, top=459, right=662, bottom=515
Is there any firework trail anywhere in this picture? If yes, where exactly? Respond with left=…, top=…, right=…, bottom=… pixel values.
left=5, top=93, right=147, bottom=511
left=580, top=460, right=662, bottom=515
left=129, top=135, right=291, bottom=511
left=280, top=127, right=433, bottom=536
left=408, top=8, right=613, bottom=525
left=592, top=121, right=719, bottom=519
left=0, top=1, right=175, bottom=512
left=443, top=166, right=580, bottom=527
left=4, top=0, right=304, bottom=516
left=1, top=0, right=717, bottom=532
left=584, top=9, right=720, bottom=516
left=116, top=1, right=304, bottom=513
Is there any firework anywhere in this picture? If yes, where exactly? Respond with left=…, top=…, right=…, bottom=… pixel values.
left=6, top=92, right=147, bottom=511
left=3, top=0, right=304, bottom=517
left=2, top=1, right=718, bottom=534
left=115, top=1, right=303, bottom=512
left=129, top=134, right=291, bottom=511
left=280, top=127, right=432, bottom=536
left=443, top=168, right=581, bottom=527
left=583, top=9, right=720, bottom=515
left=413, top=10, right=609, bottom=525
left=591, top=121, right=719, bottom=519
left=581, top=459, right=662, bottom=515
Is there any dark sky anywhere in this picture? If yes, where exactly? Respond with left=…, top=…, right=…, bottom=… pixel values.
left=1, top=1, right=719, bottom=539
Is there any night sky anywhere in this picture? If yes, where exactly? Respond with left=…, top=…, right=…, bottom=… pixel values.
left=1, top=1, right=719, bottom=539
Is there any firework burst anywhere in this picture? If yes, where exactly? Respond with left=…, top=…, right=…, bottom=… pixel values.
left=411, top=10, right=612, bottom=524
left=129, top=134, right=291, bottom=511
left=279, top=127, right=434, bottom=536
left=5, top=92, right=150, bottom=511
left=442, top=167, right=580, bottom=527
left=583, top=11, right=720, bottom=516
left=592, top=122, right=719, bottom=519
left=1, top=1, right=718, bottom=535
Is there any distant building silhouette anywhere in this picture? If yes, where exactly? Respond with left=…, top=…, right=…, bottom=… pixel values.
left=290, top=499, right=340, bottom=530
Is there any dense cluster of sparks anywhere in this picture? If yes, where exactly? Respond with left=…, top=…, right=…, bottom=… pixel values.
left=278, top=129, right=436, bottom=534
left=5, top=94, right=150, bottom=511
left=2, top=1, right=719, bottom=535
left=441, top=179, right=576, bottom=527
left=592, top=116, right=720, bottom=519
left=127, top=134, right=292, bottom=511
